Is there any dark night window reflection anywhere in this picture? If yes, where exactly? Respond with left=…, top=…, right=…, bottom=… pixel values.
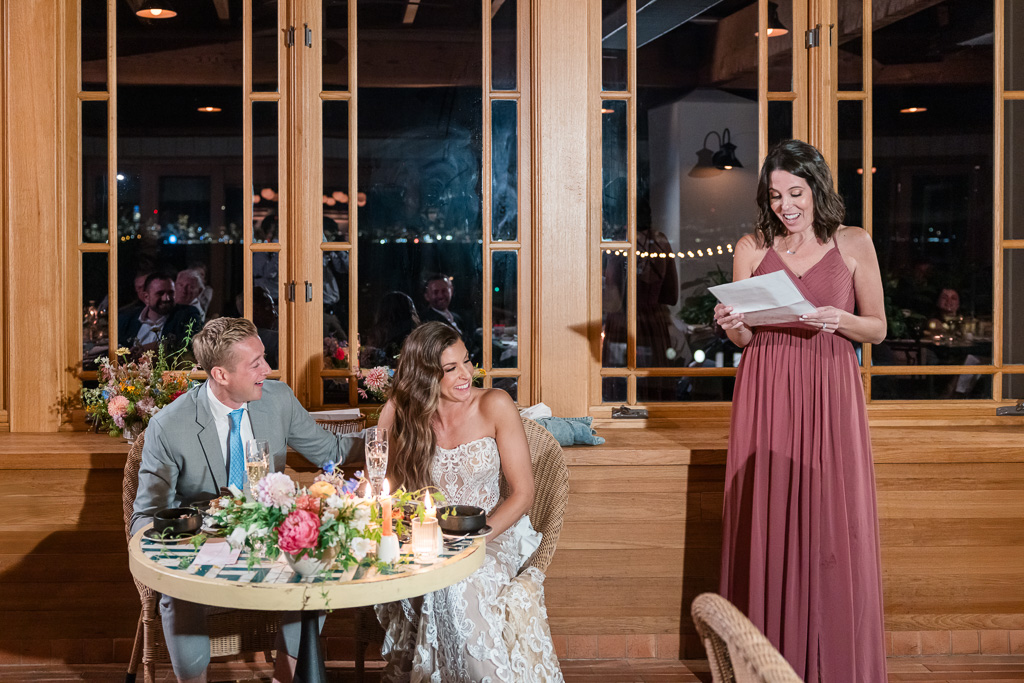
left=356, top=0, right=483, bottom=376
left=867, top=1, right=994, bottom=400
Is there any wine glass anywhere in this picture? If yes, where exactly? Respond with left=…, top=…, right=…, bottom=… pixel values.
left=365, top=426, right=388, bottom=496
left=245, top=439, right=270, bottom=491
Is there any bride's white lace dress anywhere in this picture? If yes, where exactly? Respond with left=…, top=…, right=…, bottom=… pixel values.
left=375, top=437, right=564, bottom=683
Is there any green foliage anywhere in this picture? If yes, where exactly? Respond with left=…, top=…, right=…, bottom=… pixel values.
left=678, top=266, right=731, bottom=326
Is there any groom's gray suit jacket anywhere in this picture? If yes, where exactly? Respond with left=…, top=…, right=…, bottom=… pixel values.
left=131, top=380, right=361, bottom=535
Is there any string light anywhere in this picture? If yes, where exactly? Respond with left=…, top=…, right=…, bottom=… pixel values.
left=600, top=241, right=736, bottom=258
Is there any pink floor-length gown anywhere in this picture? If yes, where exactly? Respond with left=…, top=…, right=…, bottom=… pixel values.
left=719, top=242, right=887, bottom=682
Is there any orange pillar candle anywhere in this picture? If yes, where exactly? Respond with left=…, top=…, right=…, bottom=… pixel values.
left=380, top=479, right=392, bottom=536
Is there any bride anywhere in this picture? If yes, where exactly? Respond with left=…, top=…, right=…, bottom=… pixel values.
left=375, top=321, right=564, bottom=683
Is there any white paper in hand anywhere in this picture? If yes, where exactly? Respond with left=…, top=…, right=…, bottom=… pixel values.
left=708, top=270, right=816, bottom=326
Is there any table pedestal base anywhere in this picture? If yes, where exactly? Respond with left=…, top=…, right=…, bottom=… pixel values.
left=294, top=611, right=327, bottom=683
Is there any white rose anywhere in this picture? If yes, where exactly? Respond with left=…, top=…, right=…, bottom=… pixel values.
left=350, top=537, right=373, bottom=561
left=325, top=494, right=345, bottom=509
left=351, top=506, right=371, bottom=532
left=228, top=527, right=248, bottom=548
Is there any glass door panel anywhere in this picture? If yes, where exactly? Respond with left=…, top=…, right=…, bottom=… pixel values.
left=115, top=3, right=245, bottom=357
left=869, top=0, right=994, bottom=390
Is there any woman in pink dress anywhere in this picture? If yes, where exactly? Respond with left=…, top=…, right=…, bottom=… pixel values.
left=714, top=140, right=887, bottom=682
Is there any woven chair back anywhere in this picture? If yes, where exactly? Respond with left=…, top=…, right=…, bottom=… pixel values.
left=691, top=593, right=804, bottom=683
left=499, top=417, right=570, bottom=574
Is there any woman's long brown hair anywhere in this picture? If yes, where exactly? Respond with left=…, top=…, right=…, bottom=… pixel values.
left=388, top=321, right=461, bottom=492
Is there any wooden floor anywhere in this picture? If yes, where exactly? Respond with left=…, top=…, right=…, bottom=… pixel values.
left=3, top=656, right=1024, bottom=682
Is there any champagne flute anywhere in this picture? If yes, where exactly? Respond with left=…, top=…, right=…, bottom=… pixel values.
left=245, top=439, right=270, bottom=491
left=365, top=426, right=388, bottom=496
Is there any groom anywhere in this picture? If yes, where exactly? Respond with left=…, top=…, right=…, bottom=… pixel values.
left=132, top=317, right=363, bottom=683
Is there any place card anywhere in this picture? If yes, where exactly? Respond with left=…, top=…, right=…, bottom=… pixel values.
left=193, top=539, right=242, bottom=566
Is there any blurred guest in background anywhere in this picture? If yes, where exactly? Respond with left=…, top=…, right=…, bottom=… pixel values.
left=365, top=291, right=420, bottom=367
left=175, top=268, right=210, bottom=321
left=118, top=272, right=202, bottom=355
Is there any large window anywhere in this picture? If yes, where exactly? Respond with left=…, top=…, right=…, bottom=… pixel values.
left=595, top=0, right=1023, bottom=408
left=76, top=0, right=530, bottom=409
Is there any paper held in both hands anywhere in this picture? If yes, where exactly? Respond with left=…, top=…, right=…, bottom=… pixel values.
left=708, top=270, right=816, bottom=326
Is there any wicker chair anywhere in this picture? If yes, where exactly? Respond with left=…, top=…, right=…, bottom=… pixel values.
left=352, top=416, right=570, bottom=680
left=314, top=415, right=367, bottom=436
left=691, top=593, right=804, bottom=683
left=121, top=431, right=281, bottom=683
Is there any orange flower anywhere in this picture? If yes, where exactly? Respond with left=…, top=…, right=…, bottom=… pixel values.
left=308, top=481, right=337, bottom=499
left=295, top=494, right=321, bottom=514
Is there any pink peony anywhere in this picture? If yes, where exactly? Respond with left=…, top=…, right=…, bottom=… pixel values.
left=277, top=509, right=320, bottom=555
left=107, top=395, right=130, bottom=418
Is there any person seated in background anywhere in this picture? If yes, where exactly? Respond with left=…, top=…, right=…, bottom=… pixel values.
left=117, top=268, right=153, bottom=315
left=925, top=287, right=963, bottom=339
left=420, top=273, right=464, bottom=335
left=118, top=272, right=202, bottom=356
left=174, top=268, right=211, bottom=321
left=131, top=317, right=364, bottom=683
left=365, top=291, right=420, bottom=367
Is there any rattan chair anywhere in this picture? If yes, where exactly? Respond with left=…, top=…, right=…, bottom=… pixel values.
left=315, top=415, right=367, bottom=436
left=691, top=593, right=804, bottom=683
left=352, top=416, right=570, bottom=680
left=121, top=430, right=281, bottom=683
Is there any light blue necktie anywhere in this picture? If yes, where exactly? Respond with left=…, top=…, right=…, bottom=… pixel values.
left=228, top=408, right=245, bottom=490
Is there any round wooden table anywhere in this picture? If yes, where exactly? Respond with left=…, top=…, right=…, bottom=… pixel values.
left=128, top=526, right=485, bottom=683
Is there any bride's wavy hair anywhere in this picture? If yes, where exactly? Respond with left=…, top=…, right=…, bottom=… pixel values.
left=754, top=139, right=845, bottom=249
left=389, top=321, right=462, bottom=491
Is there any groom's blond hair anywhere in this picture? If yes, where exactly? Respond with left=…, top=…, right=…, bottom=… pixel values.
left=193, top=317, right=258, bottom=372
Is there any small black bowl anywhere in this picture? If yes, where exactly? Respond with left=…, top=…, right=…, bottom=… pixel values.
left=187, top=495, right=218, bottom=514
left=436, top=505, right=487, bottom=534
left=153, top=507, right=202, bottom=536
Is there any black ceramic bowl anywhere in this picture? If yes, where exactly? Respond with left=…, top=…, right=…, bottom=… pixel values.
left=187, top=495, right=218, bottom=513
left=153, top=507, right=202, bottom=536
left=436, top=505, right=487, bottom=534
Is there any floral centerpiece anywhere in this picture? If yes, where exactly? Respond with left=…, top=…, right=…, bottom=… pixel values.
left=82, top=342, right=197, bottom=440
left=206, top=464, right=447, bottom=578
left=207, top=469, right=374, bottom=577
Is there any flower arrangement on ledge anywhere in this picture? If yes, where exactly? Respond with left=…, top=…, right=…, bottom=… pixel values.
left=82, top=341, right=197, bottom=439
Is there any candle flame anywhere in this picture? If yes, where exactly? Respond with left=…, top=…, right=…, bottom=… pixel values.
left=381, top=479, right=390, bottom=497
left=424, top=491, right=434, bottom=513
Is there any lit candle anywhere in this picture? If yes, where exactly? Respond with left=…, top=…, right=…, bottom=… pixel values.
left=424, top=491, right=436, bottom=519
left=380, top=479, right=392, bottom=537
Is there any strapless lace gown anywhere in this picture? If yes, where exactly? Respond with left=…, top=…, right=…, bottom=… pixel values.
left=375, top=437, right=564, bottom=683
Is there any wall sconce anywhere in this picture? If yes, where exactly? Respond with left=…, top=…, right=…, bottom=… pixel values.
left=712, top=128, right=742, bottom=170
left=689, top=128, right=742, bottom=178
left=136, top=0, right=177, bottom=19
left=754, top=2, right=789, bottom=37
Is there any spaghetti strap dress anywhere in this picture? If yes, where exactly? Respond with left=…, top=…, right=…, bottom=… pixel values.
left=719, top=241, right=887, bottom=682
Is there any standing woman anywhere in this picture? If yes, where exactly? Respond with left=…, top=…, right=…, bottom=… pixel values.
left=715, top=139, right=887, bottom=681
left=374, top=321, right=563, bottom=683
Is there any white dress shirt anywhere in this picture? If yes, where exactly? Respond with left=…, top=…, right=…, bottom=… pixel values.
left=135, top=308, right=168, bottom=346
left=205, top=382, right=255, bottom=471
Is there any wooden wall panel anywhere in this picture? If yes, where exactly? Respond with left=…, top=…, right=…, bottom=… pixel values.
left=1, top=417, right=1023, bottom=664
left=534, top=0, right=591, bottom=415
left=3, top=0, right=65, bottom=431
